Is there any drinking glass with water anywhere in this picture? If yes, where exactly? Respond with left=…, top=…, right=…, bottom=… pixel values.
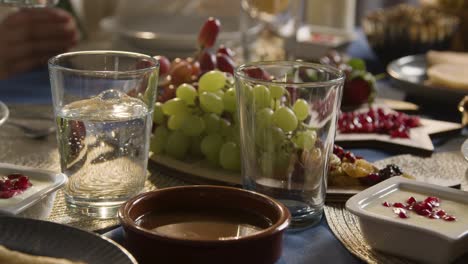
left=48, top=51, right=159, bottom=218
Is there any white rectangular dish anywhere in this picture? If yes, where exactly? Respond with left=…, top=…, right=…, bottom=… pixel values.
left=0, top=163, right=67, bottom=220
left=346, top=176, right=468, bottom=264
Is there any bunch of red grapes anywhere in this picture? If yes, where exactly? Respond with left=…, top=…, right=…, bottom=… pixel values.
left=154, top=18, right=236, bottom=102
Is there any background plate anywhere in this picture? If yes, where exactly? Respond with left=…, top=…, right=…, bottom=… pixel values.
left=0, top=216, right=137, bottom=264
left=387, top=54, right=468, bottom=103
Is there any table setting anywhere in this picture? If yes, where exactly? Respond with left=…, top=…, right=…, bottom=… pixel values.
left=0, top=1, right=468, bottom=264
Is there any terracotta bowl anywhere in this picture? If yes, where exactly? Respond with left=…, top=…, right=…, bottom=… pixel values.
left=119, top=185, right=290, bottom=264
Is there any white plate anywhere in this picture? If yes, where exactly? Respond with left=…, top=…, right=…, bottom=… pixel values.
left=0, top=163, right=67, bottom=217
left=346, top=176, right=468, bottom=264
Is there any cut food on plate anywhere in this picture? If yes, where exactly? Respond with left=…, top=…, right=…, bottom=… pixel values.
left=426, top=50, right=468, bottom=66
left=427, top=63, right=468, bottom=89
left=0, top=245, right=85, bottom=264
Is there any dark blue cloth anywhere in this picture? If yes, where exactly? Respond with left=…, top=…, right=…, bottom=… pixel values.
left=103, top=217, right=363, bottom=264
left=0, top=67, right=51, bottom=104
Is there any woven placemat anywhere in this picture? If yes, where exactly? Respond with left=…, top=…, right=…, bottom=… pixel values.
left=324, top=204, right=413, bottom=264
left=325, top=151, right=468, bottom=264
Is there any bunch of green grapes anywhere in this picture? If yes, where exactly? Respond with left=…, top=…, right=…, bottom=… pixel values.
left=151, top=69, right=321, bottom=175
left=150, top=70, right=241, bottom=171
left=239, top=81, right=320, bottom=178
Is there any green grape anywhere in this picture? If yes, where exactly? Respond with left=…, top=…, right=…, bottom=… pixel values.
left=270, top=84, right=284, bottom=99
left=223, top=88, right=237, bottom=113
left=153, top=102, right=165, bottom=125
left=165, top=131, right=190, bottom=159
left=176, top=83, right=197, bottom=105
left=272, top=106, right=298, bottom=132
left=239, top=83, right=253, bottom=104
left=275, top=149, right=293, bottom=175
left=292, top=130, right=317, bottom=150
left=255, top=127, right=275, bottom=151
left=252, top=84, right=271, bottom=109
left=293, top=99, right=309, bottom=121
left=162, top=98, right=188, bottom=116
left=214, top=89, right=224, bottom=99
left=271, top=126, right=285, bottom=143
left=189, top=135, right=203, bottom=157
left=150, top=125, right=169, bottom=154
left=255, top=108, right=274, bottom=129
left=199, top=92, right=224, bottom=115
left=203, top=113, right=221, bottom=134
left=167, top=113, right=189, bottom=130
left=233, top=111, right=240, bottom=124
left=182, top=115, right=205, bottom=136
left=198, top=70, right=226, bottom=93
left=219, top=141, right=241, bottom=171
left=201, top=134, right=223, bottom=165
left=220, top=118, right=232, bottom=138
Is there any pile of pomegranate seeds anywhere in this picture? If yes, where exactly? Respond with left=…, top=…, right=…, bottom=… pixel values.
left=382, top=196, right=456, bottom=221
left=0, top=173, right=32, bottom=199
left=338, top=108, right=421, bottom=138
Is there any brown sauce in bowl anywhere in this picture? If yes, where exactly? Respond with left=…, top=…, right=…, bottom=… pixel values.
left=135, top=208, right=272, bottom=240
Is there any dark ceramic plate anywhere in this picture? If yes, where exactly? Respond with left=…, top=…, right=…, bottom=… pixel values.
left=0, top=216, right=137, bottom=264
left=387, top=54, right=468, bottom=103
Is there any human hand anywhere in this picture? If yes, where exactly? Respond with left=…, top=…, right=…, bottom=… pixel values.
left=0, top=8, right=78, bottom=79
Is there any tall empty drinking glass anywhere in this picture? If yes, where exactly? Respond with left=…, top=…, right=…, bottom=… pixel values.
left=235, top=61, right=344, bottom=228
left=49, top=51, right=159, bottom=218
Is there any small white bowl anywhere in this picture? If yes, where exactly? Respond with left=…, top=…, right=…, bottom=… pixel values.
left=0, top=163, right=67, bottom=220
left=346, top=176, right=468, bottom=264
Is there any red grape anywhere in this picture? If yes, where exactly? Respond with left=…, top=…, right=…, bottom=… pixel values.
left=169, top=60, right=193, bottom=86
left=198, top=17, right=221, bottom=49
left=216, top=53, right=235, bottom=74
left=217, top=45, right=235, bottom=58
left=242, top=68, right=271, bottom=80
left=153, top=55, right=171, bottom=76
left=199, top=50, right=216, bottom=73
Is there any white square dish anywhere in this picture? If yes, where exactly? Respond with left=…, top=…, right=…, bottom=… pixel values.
left=346, top=176, right=468, bottom=264
left=0, top=163, right=67, bottom=220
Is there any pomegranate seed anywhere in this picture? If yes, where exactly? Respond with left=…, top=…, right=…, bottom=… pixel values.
left=338, top=108, right=420, bottom=138
left=424, top=196, right=440, bottom=207
left=216, top=53, right=235, bottom=74
left=407, top=196, right=417, bottom=205
left=393, top=208, right=408, bottom=218
left=0, top=174, right=32, bottom=199
left=382, top=195, right=458, bottom=222
left=0, top=190, right=16, bottom=199
left=443, top=215, right=456, bottom=221
left=429, top=213, right=440, bottom=219
left=436, top=210, right=446, bottom=217
left=198, top=17, right=221, bottom=49
left=344, top=151, right=356, bottom=163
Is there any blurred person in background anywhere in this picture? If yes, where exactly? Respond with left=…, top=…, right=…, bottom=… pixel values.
left=0, top=6, right=79, bottom=79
